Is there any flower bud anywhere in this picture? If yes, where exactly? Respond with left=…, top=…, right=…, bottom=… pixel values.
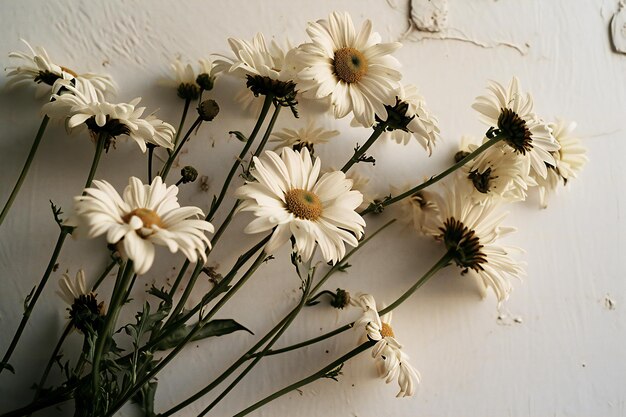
left=180, top=166, right=199, bottom=184
left=196, top=73, right=215, bottom=91
left=330, top=288, right=351, bottom=309
left=198, top=99, right=220, bottom=121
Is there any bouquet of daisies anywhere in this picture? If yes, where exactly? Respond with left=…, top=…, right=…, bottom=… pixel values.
left=0, top=11, right=586, bottom=417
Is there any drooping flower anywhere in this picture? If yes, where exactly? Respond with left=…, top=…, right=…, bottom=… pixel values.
left=424, top=183, right=525, bottom=303
left=391, top=184, right=439, bottom=235
left=533, top=119, right=588, bottom=208
left=472, top=77, right=558, bottom=179
left=43, top=82, right=175, bottom=152
left=56, top=270, right=105, bottom=334
left=352, top=293, right=420, bottom=398
left=167, top=60, right=201, bottom=100
left=297, top=11, right=402, bottom=127
left=68, top=177, right=214, bottom=275
left=235, top=147, right=365, bottom=264
left=6, top=40, right=115, bottom=99
left=382, top=84, right=440, bottom=155
left=271, top=119, right=339, bottom=153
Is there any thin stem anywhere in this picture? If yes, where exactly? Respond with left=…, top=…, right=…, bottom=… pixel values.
left=249, top=104, right=280, bottom=163
left=0, top=115, right=49, bottom=227
left=173, top=98, right=192, bottom=149
left=361, top=135, right=504, bottom=215
left=0, top=230, right=68, bottom=376
left=93, top=259, right=118, bottom=291
left=207, top=94, right=273, bottom=222
left=104, top=251, right=269, bottom=417
left=160, top=117, right=202, bottom=180
left=84, top=132, right=108, bottom=189
left=165, top=261, right=203, bottom=327
left=308, top=218, right=396, bottom=298
left=341, top=123, right=387, bottom=173
left=261, top=250, right=453, bottom=358
left=91, top=261, right=134, bottom=409
left=234, top=342, right=375, bottom=417
left=147, top=145, right=155, bottom=184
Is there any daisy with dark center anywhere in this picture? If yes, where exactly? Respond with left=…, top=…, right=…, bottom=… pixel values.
left=270, top=119, right=339, bottom=153
left=7, top=40, right=115, bottom=99
left=472, top=77, right=559, bottom=179
left=235, top=147, right=365, bottom=264
left=533, top=119, right=588, bottom=208
left=56, top=270, right=105, bottom=334
left=425, top=184, right=524, bottom=303
left=352, top=293, right=420, bottom=398
left=68, top=176, right=214, bottom=275
left=297, top=11, right=402, bottom=127
left=166, top=60, right=201, bottom=100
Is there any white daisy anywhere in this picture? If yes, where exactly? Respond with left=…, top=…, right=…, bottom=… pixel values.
left=6, top=40, right=115, bottom=99
left=197, top=58, right=219, bottom=91
left=352, top=293, right=420, bottom=398
left=424, top=183, right=525, bottom=303
left=43, top=83, right=175, bottom=152
left=235, top=147, right=365, bottom=264
left=384, top=84, right=440, bottom=155
left=271, top=119, right=339, bottom=151
left=472, top=77, right=559, bottom=179
left=166, top=60, right=200, bottom=100
left=459, top=139, right=535, bottom=203
left=56, top=270, right=105, bottom=333
left=68, top=177, right=214, bottom=275
left=390, top=184, right=439, bottom=235
left=297, top=11, right=402, bottom=127
left=56, top=269, right=89, bottom=306
left=533, top=119, right=588, bottom=208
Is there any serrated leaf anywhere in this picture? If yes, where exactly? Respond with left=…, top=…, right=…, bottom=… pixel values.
left=132, top=380, right=157, bottom=417
left=155, top=319, right=253, bottom=351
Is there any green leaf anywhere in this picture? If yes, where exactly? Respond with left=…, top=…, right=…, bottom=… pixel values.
left=132, top=380, right=158, bottom=417
left=229, top=130, right=249, bottom=142
left=155, top=319, right=253, bottom=351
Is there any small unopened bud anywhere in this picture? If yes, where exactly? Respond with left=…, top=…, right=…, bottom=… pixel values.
left=330, top=288, right=351, bottom=309
left=454, top=150, right=470, bottom=163
left=196, top=73, right=215, bottom=91
left=198, top=99, right=220, bottom=121
left=180, top=166, right=198, bottom=184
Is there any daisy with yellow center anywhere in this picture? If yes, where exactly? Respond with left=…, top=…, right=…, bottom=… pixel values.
left=68, top=176, right=214, bottom=275
left=472, top=77, right=559, bottom=179
left=352, top=293, right=420, bottom=398
left=235, top=147, right=365, bottom=264
left=297, top=11, right=402, bottom=127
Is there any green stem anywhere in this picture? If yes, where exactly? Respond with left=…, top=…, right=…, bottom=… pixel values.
left=104, top=251, right=269, bottom=417
left=91, top=261, right=134, bottom=409
left=84, top=132, right=108, bottom=190
left=207, top=94, right=273, bottom=222
left=93, top=259, right=118, bottom=291
left=147, top=145, right=155, bottom=184
left=160, top=117, right=202, bottom=180
left=260, top=250, right=453, bottom=358
left=234, top=341, right=375, bottom=417
left=0, top=230, right=68, bottom=376
left=341, top=123, right=387, bottom=173
left=248, top=104, right=280, bottom=165
left=361, top=135, right=503, bottom=215
left=173, top=98, right=191, bottom=149
left=0, top=115, right=49, bottom=227
left=308, top=218, right=396, bottom=299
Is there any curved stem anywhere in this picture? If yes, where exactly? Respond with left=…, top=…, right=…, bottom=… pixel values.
left=0, top=230, right=68, bottom=376
left=234, top=342, right=375, bottom=417
left=0, top=115, right=49, bottom=227
left=93, top=259, right=118, bottom=291
left=207, top=94, right=273, bottom=222
left=341, top=123, right=386, bottom=173
left=160, top=117, right=202, bottom=180
left=361, top=135, right=503, bottom=215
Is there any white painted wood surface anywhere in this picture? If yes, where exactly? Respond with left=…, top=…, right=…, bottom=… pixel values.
left=0, top=1, right=624, bottom=416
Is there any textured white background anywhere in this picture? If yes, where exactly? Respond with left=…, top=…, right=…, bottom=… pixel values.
left=1, top=1, right=625, bottom=416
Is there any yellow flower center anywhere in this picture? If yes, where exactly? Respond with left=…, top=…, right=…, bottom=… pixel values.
left=333, top=47, right=368, bottom=84
left=60, top=66, right=78, bottom=77
left=284, top=188, right=323, bottom=221
left=123, top=208, right=164, bottom=229
left=380, top=322, right=395, bottom=338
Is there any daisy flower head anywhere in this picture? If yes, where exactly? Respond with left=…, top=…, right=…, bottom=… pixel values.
left=297, top=11, right=402, bottom=128
left=167, top=60, right=201, bottom=100
left=271, top=119, right=339, bottom=154
left=533, top=119, right=588, bottom=208
left=459, top=138, right=535, bottom=203
left=382, top=84, right=440, bottom=155
left=472, top=77, right=559, bottom=179
left=235, top=147, right=365, bottom=264
left=43, top=83, right=175, bottom=152
left=352, top=293, right=420, bottom=398
left=56, top=270, right=105, bottom=334
left=6, top=40, right=115, bottom=100
left=197, top=58, right=219, bottom=91
left=68, top=177, right=214, bottom=275
left=390, top=184, right=439, bottom=235
left=424, top=182, right=525, bottom=304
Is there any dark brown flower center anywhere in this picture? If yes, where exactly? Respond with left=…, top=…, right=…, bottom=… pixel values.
left=333, top=47, right=368, bottom=84
left=468, top=167, right=497, bottom=194
left=69, top=293, right=105, bottom=334
left=285, top=188, right=323, bottom=220
left=498, top=108, right=533, bottom=155
left=123, top=208, right=164, bottom=229
left=440, top=217, right=487, bottom=274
